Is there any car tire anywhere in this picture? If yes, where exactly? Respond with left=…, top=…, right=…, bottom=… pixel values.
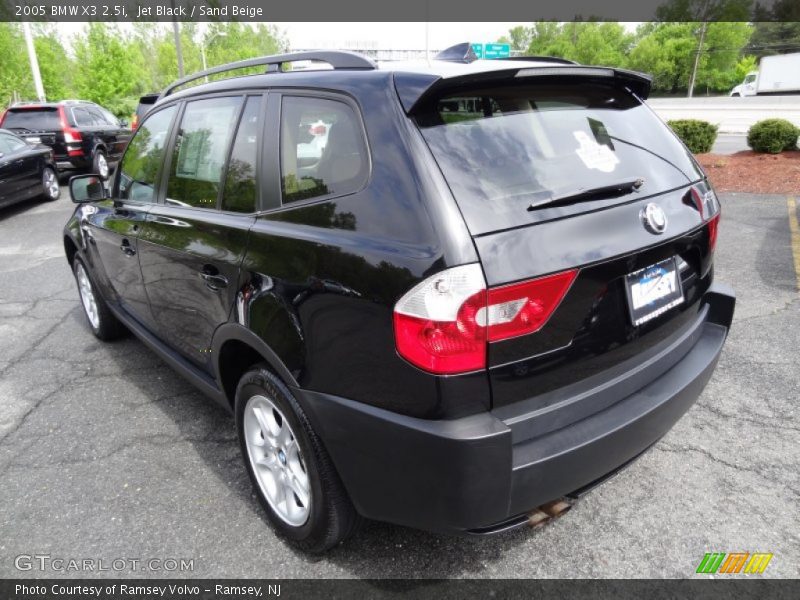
left=72, top=255, right=126, bottom=341
left=41, top=167, right=60, bottom=201
left=235, top=366, right=361, bottom=553
left=92, top=150, right=109, bottom=180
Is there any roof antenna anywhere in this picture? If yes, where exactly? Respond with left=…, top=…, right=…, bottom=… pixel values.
left=434, top=42, right=479, bottom=63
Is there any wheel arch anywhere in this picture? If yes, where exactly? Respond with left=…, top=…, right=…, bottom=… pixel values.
left=212, top=323, right=300, bottom=409
left=64, top=234, right=79, bottom=268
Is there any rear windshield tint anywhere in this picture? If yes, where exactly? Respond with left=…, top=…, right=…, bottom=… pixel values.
left=3, top=108, right=61, bottom=131
left=416, top=82, right=703, bottom=235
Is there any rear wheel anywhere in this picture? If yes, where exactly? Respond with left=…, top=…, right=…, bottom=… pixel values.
left=72, top=256, right=125, bottom=341
left=41, top=167, right=60, bottom=201
left=93, top=150, right=109, bottom=180
left=235, top=366, right=361, bottom=553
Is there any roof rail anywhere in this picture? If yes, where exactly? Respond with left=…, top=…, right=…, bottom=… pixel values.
left=159, top=50, right=377, bottom=99
left=504, top=56, right=578, bottom=65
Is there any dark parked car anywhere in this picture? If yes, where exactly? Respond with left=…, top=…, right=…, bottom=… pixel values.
left=63, top=46, right=735, bottom=553
left=0, top=128, right=59, bottom=209
left=131, top=93, right=159, bottom=131
left=0, top=100, right=131, bottom=180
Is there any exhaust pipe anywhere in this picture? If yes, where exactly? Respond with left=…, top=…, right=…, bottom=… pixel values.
left=526, top=498, right=573, bottom=528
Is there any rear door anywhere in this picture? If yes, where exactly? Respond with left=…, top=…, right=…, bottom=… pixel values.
left=0, top=132, right=38, bottom=201
left=83, top=104, right=178, bottom=328
left=137, top=94, right=263, bottom=369
left=93, top=105, right=132, bottom=161
left=414, top=78, right=718, bottom=409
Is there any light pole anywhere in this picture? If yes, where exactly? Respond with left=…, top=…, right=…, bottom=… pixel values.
left=201, top=31, right=227, bottom=81
left=22, top=22, right=46, bottom=102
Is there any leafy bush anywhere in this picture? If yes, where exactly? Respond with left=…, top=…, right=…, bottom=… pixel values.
left=667, top=120, right=719, bottom=154
left=747, top=119, right=800, bottom=154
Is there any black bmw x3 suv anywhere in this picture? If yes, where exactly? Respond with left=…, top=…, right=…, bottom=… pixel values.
left=63, top=45, right=735, bottom=552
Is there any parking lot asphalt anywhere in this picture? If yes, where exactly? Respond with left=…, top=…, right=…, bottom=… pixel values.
left=0, top=190, right=798, bottom=579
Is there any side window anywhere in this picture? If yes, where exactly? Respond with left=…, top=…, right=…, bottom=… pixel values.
left=87, top=106, right=109, bottom=125
left=71, top=107, right=97, bottom=126
left=222, top=96, right=262, bottom=213
left=98, top=107, right=118, bottom=126
left=118, top=105, right=176, bottom=204
left=280, top=96, right=368, bottom=204
left=165, top=96, right=242, bottom=209
left=0, top=133, right=26, bottom=153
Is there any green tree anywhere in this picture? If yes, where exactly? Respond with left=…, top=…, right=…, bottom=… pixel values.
left=73, top=24, right=144, bottom=117
left=0, top=24, right=34, bottom=105
left=628, top=23, right=698, bottom=94
left=32, top=26, right=75, bottom=101
left=734, top=54, right=758, bottom=81
left=751, top=0, right=800, bottom=57
left=201, top=22, right=287, bottom=74
left=628, top=22, right=752, bottom=95
left=518, top=22, right=633, bottom=66
left=500, top=26, right=534, bottom=52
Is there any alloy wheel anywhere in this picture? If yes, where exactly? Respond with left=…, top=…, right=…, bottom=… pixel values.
left=243, top=394, right=311, bottom=527
left=75, top=262, right=100, bottom=329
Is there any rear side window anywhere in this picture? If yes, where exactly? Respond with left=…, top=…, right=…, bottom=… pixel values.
left=166, top=96, right=242, bottom=210
left=71, top=107, right=96, bottom=127
left=118, top=106, right=176, bottom=203
left=2, top=108, right=60, bottom=131
left=0, top=132, right=26, bottom=153
left=222, top=96, right=262, bottom=213
left=416, top=82, right=704, bottom=235
left=280, top=96, right=368, bottom=204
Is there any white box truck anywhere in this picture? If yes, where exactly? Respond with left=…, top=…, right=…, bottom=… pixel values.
left=730, top=53, right=800, bottom=97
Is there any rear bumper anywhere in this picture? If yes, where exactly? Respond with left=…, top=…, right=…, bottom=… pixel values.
left=293, top=283, right=735, bottom=534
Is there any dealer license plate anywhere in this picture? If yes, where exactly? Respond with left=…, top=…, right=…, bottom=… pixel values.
left=624, top=257, right=684, bottom=326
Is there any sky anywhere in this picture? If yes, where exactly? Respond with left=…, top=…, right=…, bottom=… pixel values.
left=55, top=22, right=642, bottom=52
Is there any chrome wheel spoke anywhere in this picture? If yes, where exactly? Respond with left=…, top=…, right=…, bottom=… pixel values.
left=285, top=471, right=310, bottom=508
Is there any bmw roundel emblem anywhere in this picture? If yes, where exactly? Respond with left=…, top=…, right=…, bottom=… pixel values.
left=641, top=203, right=667, bottom=234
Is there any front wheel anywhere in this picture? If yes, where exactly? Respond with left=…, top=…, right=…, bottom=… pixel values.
left=235, top=366, right=361, bottom=553
left=41, top=167, right=60, bottom=201
left=72, top=256, right=125, bottom=341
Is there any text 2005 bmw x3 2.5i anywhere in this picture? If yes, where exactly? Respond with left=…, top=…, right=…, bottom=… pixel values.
left=64, top=44, right=735, bottom=552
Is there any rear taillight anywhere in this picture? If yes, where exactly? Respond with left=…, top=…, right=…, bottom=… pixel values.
left=58, top=105, right=82, bottom=144
left=394, top=264, right=487, bottom=374
left=690, top=185, right=721, bottom=253
left=0, top=110, right=6, bottom=126
left=481, top=271, right=578, bottom=342
left=393, top=264, right=577, bottom=374
left=131, top=114, right=139, bottom=131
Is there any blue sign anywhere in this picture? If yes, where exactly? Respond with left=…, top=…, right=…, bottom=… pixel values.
left=471, top=43, right=511, bottom=60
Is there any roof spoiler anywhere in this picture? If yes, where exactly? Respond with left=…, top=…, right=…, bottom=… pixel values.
left=394, top=65, right=653, bottom=114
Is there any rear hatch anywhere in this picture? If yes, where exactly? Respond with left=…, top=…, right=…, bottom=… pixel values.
left=413, top=74, right=719, bottom=410
left=1, top=106, right=63, bottom=155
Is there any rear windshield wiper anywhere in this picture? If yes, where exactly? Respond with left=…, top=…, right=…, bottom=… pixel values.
left=527, top=178, right=644, bottom=211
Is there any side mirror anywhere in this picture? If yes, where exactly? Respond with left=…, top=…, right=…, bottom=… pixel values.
left=70, top=174, right=108, bottom=203
left=119, top=119, right=129, bottom=128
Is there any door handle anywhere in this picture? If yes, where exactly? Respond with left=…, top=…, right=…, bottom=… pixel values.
left=199, top=265, right=228, bottom=291
left=120, top=239, right=136, bottom=256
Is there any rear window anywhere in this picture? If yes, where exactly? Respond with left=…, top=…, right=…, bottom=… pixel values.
left=416, top=82, right=703, bottom=235
left=2, top=108, right=60, bottom=131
